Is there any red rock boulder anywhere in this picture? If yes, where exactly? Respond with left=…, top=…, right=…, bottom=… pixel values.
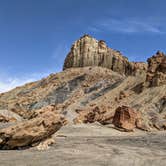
left=74, top=106, right=113, bottom=125
left=0, top=110, right=67, bottom=149
left=113, top=106, right=138, bottom=131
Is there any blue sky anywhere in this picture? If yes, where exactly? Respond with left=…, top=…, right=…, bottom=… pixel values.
left=0, top=0, right=166, bottom=92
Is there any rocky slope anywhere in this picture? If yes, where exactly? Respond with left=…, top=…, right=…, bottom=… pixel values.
left=0, top=67, right=124, bottom=115
left=0, top=35, right=166, bottom=149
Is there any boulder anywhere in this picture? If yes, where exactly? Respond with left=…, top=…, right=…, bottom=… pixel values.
left=112, top=106, right=138, bottom=131
left=0, top=111, right=67, bottom=149
left=73, top=106, right=113, bottom=125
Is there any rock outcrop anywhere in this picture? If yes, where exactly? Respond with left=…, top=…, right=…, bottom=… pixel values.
left=0, top=114, right=16, bottom=123
left=63, top=34, right=147, bottom=76
left=112, top=106, right=140, bottom=131
left=73, top=106, right=113, bottom=125
left=0, top=109, right=67, bottom=149
left=0, top=109, right=22, bottom=122
left=0, top=67, right=123, bottom=112
left=146, top=51, right=166, bottom=87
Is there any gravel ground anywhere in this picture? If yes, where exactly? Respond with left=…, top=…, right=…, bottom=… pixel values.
left=0, top=124, right=166, bottom=166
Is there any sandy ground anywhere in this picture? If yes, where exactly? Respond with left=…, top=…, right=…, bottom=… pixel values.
left=0, top=123, right=166, bottom=166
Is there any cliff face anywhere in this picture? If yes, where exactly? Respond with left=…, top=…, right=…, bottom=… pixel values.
left=63, top=34, right=147, bottom=75
left=146, top=51, right=166, bottom=86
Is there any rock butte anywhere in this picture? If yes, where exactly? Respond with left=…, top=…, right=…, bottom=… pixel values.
left=63, top=34, right=147, bottom=76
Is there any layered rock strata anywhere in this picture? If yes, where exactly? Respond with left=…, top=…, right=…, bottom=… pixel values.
left=63, top=34, right=147, bottom=76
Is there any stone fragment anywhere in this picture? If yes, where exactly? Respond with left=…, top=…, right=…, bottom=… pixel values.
left=36, top=138, right=55, bottom=151
left=112, top=106, right=138, bottom=131
left=74, top=106, right=113, bottom=125
left=0, top=114, right=16, bottom=123
left=0, top=110, right=67, bottom=149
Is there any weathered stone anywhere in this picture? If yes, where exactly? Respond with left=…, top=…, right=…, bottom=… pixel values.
left=63, top=34, right=147, bottom=76
left=36, top=138, right=55, bottom=151
left=119, top=91, right=129, bottom=100
left=9, top=103, right=28, bottom=118
left=113, top=106, right=138, bottom=131
left=27, top=105, right=57, bottom=119
left=0, top=109, right=22, bottom=122
left=73, top=106, right=113, bottom=125
left=0, top=110, right=67, bottom=149
left=146, top=51, right=166, bottom=87
left=0, top=114, right=16, bottom=123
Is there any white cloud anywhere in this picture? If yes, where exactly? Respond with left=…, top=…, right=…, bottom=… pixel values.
left=0, top=78, right=33, bottom=93
left=0, top=43, right=67, bottom=93
left=89, top=17, right=165, bottom=34
left=0, top=71, right=52, bottom=93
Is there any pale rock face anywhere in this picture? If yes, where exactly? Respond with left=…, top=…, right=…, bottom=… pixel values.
left=63, top=34, right=147, bottom=75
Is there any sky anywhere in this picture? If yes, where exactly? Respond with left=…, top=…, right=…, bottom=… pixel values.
left=0, top=0, right=166, bottom=92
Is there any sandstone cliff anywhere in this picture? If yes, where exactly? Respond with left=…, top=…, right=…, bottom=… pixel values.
left=63, top=34, right=147, bottom=76
left=146, top=51, right=166, bottom=86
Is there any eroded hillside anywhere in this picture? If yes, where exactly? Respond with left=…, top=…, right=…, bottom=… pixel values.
left=0, top=35, right=165, bottom=150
